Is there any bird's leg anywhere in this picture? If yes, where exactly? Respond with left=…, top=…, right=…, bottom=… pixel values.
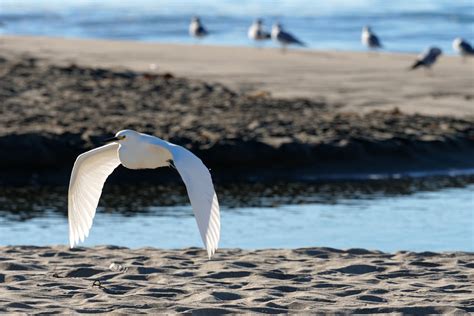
left=168, top=160, right=177, bottom=170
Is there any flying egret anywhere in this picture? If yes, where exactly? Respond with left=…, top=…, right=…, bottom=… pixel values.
left=452, top=38, right=474, bottom=61
left=189, top=16, right=208, bottom=39
left=361, top=26, right=382, bottom=50
left=409, top=47, right=442, bottom=72
left=68, top=130, right=220, bottom=258
left=248, top=19, right=271, bottom=44
left=271, top=23, right=305, bottom=53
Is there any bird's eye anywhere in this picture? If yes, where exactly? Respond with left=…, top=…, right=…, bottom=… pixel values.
left=120, top=136, right=126, bottom=140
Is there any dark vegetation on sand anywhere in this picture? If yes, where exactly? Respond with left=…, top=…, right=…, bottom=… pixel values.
left=0, top=56, right=473, bottom=184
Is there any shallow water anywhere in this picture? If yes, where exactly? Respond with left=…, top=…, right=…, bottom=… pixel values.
left=1, top=176, right=472, bottom=252
left=1, top=0, right=473, bottom=54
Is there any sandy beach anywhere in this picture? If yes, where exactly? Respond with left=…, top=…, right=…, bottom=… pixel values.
left=0, top=36, right=473, bottom=184
left=0, top=246, right=472, bottom=314
left=1, top=36, right=474, bottom=117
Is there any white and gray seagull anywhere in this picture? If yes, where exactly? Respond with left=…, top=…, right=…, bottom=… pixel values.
left=248, top=19, right=271, bottom=43
left=361, top=25, right=382, bottom=50
left=452, top=37, right=474, bottom=60
left=189, top=16, right=208, bottom=39
left=271, top=23, right=305, bottom=52
left=410, top=47, right=442, bottom=71
left=68, top=130, right=220, bottom=258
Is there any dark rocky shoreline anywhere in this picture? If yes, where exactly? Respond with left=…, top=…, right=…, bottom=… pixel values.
left=1, top=56, right=473, bottom=184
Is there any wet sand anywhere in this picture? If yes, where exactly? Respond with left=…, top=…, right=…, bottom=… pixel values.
left=0, top=246, right=472, bottom=314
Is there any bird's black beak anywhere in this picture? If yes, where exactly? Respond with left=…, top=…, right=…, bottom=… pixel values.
left=103, top=136, right=119, bottom=143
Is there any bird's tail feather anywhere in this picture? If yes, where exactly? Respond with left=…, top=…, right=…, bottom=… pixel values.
left=297, top=40, right=306, bottom=47
left=409, top=61, right=423, bottom=70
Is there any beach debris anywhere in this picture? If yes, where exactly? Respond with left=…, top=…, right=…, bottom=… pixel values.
left=162, top=72, right=175, bottom=80
left=246, top=90, right=272, bottom=99
left=109, top=262, right=127, bottom=272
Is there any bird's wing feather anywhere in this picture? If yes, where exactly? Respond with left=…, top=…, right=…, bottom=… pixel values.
left=68, top=143, right=120, bottom=248
left=168, top=144, right=220, bottom=258
left=460, top=41, right=474, bottom=54
left=370, top=34, right=382, bottom=47
left=279, top=31, right=305, bottom=46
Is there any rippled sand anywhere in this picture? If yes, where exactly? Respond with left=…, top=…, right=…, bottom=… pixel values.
left=0, top=246, right=472, bottom=314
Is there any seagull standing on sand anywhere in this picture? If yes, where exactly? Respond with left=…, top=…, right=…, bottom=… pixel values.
left=68, top=130, right=220, bottom=258
left=410, top=47, right=442, bottom=72
left=452, top=38, right=474, bottom=61
left=189, top=16, right=208, bottom=39
left=361, top=26, right=382, bottom=50
left=271, top=23, right=305, bottom=52
left=248, top=19, right=271, bottom=44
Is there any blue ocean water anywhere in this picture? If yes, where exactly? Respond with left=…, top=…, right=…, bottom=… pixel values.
left=0, top=179, right=473, bottom=252
left=0, top=0, right=473, bottom=53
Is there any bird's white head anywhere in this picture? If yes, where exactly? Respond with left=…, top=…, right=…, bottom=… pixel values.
left=191, top=16, right=201, bottom=24
left=105, top=129, right=141, bottom=144
left=272, top=23, right=282, bottom=31
left=363, top=25, right=371, bottom=32
left=453, top=37, right=463, bottom=46
left=255, top=18, right=263, bottom=25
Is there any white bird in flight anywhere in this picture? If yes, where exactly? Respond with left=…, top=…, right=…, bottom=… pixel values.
left=189, top=16, right=208, bottom=39
left=248, top=19, right=271, bottom=43
left=68, top=130, right=220, bottom=258
left=361, top=26, right=382, bottom=50
left=271, top=23, right=305, bottom=52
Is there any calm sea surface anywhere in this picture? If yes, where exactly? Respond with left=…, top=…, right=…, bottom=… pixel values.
left=1, top=176, right=473, bottom=252
left=1, top=0, right=473, bottom=54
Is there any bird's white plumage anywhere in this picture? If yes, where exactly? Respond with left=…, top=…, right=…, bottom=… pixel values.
left=68, top=142, right=120, bottom=248
left=168, top=144, right=220, bottom=258
left=248, top=20, right=270, bottom=41
left=361, top=26, right=382, bottom=49
left=67, top=130, right=220, bottom=258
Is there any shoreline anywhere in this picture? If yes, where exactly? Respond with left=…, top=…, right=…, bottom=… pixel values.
left=2, top=33, right=446, bottom=55
left=0, top=246, right=472, bottom=314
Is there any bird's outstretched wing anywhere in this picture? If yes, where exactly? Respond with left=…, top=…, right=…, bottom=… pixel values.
left=168, top=144, right=220, bottom=258
left=68, top=143, right=120, bottom=248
